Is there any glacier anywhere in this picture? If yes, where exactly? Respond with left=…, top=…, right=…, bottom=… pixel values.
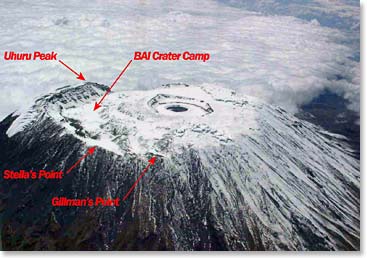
left=0, top=82, right=360, bottom=250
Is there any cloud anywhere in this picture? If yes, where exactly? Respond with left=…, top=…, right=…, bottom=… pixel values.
left=0, top=0, right=359, bottom=119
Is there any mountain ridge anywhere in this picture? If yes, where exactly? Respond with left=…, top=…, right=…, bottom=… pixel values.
left=0, top=82, right=360, bottom=250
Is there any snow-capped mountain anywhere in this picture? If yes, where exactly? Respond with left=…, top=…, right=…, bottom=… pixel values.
left=0, top=82, right=359, bottom=250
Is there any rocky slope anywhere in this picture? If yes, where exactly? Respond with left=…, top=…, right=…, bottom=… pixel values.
left=0, top=82, right=360, bottom=250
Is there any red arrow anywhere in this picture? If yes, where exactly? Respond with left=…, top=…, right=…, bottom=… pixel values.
left=66, top=146, right=96, bottom=174
left=59, top=60, right=85, bottom=81
left=93, top=59, right=132, bottom=111
left=122, top=156, right=156, bottom=201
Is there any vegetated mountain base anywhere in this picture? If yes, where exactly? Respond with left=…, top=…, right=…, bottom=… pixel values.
left=296, top=89, right=360, bottom=159
left=0, top=82, right=360, bottom=251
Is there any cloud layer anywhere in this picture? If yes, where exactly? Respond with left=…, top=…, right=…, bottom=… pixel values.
left=0, top=0, right=359, bottom=118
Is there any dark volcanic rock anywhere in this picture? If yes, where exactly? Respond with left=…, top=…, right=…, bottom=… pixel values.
left=0, top=83, right=360, bottom=250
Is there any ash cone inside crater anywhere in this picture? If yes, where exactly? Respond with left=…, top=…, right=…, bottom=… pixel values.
left=166, top=105, right=188, bottom=112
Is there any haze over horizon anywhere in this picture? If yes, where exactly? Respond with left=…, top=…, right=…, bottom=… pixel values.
left=0, top=0, right=359, bottom=119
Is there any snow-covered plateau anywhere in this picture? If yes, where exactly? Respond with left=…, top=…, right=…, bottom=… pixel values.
left=1, top=82, right=360, bottom=250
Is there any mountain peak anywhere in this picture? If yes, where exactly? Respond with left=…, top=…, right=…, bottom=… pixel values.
left=1, top=82, right=360, bottom=250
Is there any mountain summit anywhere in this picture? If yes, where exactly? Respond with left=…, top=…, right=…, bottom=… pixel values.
left=0, top=82, right=359, bottom=250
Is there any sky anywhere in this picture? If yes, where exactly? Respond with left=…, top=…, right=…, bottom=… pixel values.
left=0, top=0, right=360, bottom=119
